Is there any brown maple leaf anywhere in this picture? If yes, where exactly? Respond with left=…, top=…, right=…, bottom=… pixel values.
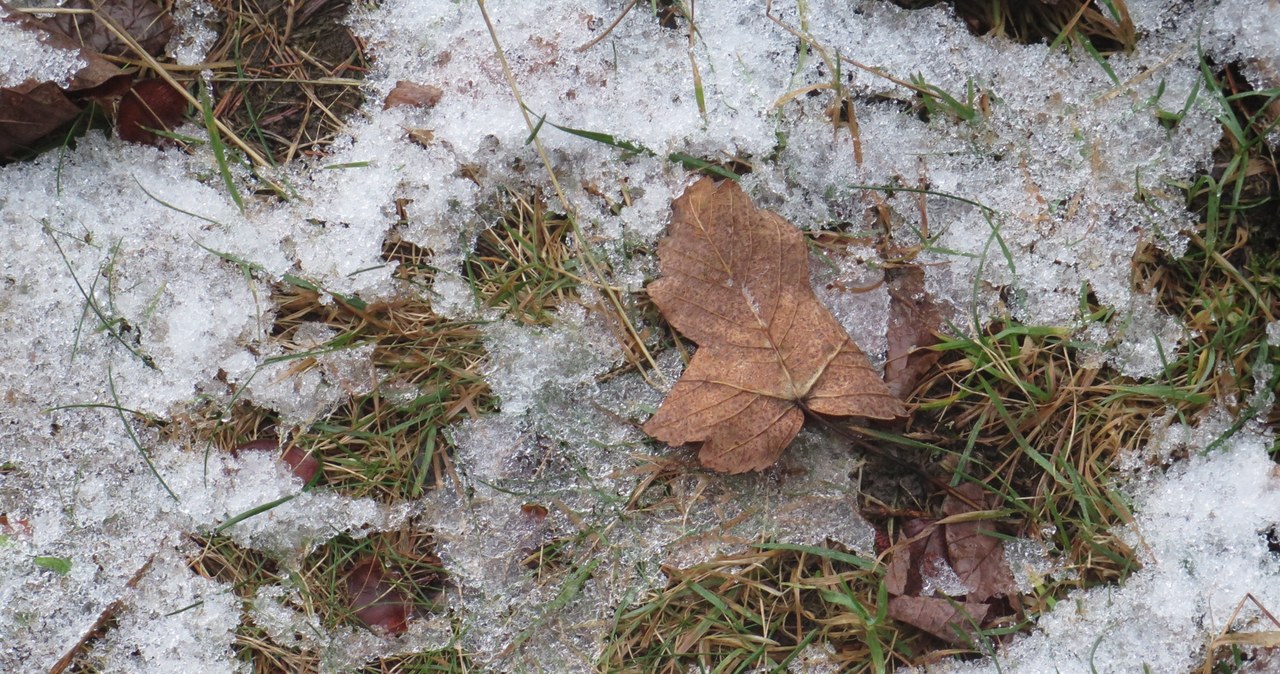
left=643, top=177, right=905, bottom=473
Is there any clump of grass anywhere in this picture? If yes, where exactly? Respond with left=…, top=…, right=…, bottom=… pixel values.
left=171, top=398, right=277, bottom=452
left=382, top=233, right=436, bottom=290
left=357, top=650, right=475, bottom=674
left=603, top=544, right=911, bottom=673
left=888, top=0, right=1135, bottom=53
left=266, top=273, right=493, bottom=501
left=1135, top=63, right=1280, bottom=451
left=188, top=525, right=462, bottom=673
left=902, top=321, right=1149, bottom=588
left=204, top=0, right=370, bottom=165
left=465, top=191, right=580, bottom=325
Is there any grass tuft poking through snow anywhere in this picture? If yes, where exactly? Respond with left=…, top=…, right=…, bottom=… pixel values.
left=1, top=0, right=1278, bottom=672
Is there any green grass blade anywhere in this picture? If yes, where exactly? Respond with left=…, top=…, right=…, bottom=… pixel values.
left=198, top=80, right=245, bottom=213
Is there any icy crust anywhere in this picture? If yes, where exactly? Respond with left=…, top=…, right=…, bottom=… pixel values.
left=86, top=544, right=242, bottom=674
left=0, top=407, right=404, bottom=671
left=0, top=5, right=85, bottom=87
left=920, top=423, right=1280, bottom=674
left=249, top=584, right=454, bottom=674
left=353, top=0, right=1224, bottom=376
left=1210, top=0, right=1280, bottom=87
left=0, top=136, right=413, bottom=670
left=1209, top=0, right=1280, bottom=151
left=0, top=0, right=1273, bottom=672
left=769, top=1, right=1218, bottom=377
left=436, top=348, right=878, bottom=672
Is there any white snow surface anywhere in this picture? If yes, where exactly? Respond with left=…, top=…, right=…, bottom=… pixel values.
left=0, top=5, right=86, bottom=88
left=1, top=0, right=1277, bottom=672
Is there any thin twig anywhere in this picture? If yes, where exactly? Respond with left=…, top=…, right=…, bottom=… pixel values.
left=13, top=3, right=274, bottom=170
left=574, top=0, right=639, bottom=52
left=48, top=554, right=156, bottom=674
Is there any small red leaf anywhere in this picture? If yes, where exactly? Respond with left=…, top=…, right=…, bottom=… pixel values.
left=347, top=557, right=411, bottom=634
left=232, top=439, right=322, bottom=484
left=116, top=79, right=187, bottom=146
left=383, top=81, right=443, bottom=110
left=280, top=445, right=321, bottom=484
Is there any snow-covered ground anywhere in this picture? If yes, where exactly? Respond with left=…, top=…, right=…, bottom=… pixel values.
left=1, top=0, right=1278, bottom=672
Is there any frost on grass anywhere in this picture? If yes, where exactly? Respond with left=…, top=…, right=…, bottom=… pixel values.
left=925, top=423, right=1280, bottom=674
left=243, top=328, right=378, bottom=426
left=436, top=345, right=879, bottom=670
left=1210, top=0, right=1280, bottom=115
left=249, top=584, right=453, bottom=674
left=481, top=303, right=620, bottom=417
left=88, top=545, right=241, bottom=674
left=1, top=0, right=1276, bottom=671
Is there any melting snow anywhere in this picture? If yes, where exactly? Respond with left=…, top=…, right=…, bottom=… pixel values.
left=1, top=0, right=1278, bottom=672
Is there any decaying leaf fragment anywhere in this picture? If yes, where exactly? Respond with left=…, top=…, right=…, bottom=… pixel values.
left=383, top=80, right=443, bottom=110
left=346, top=557, right=412, bottom=634
left=882, top=483, right=1019, bottom=646
left=116, top=78, right=187, bottom=146
left=884, top=264, right=943, bottom=399
left=0, top=1, right=127, bottom=160
left=644, top=177, right=905, bottom=473
left=49, top=0, right=174, bottom=58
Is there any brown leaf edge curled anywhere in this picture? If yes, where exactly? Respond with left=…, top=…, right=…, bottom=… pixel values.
left=0, top=0, right=127, bottom=160
left=643, top=177, right=906, bottom=473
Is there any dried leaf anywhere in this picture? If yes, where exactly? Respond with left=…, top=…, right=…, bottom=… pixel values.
left=233, top=438, right=322, bottom=484
left=884, top=517, right=947, bottom=596
left=346, top=557, right=411, bottom=634
left=887, top=595, right=992, bottom=646
left=521, top=502, right=549, bottom=522
left=643, top=178, right=905, bottom=473
left=942, top=483, right=1016, bottom=602
left=383, top=81, right=443, bottom=110
left=116, top=79, right=187, bottom=146
left=0, top=2, right=126, bottom=160
left=0, top=82, right=81, bottom=158
left=0, top=3, right=124, bottom=92
left=884, top=265, right=943, bottom=398
left=49, top=0, right=174, bottom=58
left=279, top=445, right=321, bottom=484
